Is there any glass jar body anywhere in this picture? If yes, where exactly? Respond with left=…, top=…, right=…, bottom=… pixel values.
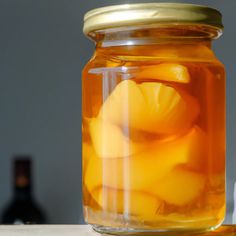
left=82, top=32, right=226, bottom=234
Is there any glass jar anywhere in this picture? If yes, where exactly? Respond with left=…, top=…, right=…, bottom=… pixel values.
left=82, top=3, right=226, bottom=234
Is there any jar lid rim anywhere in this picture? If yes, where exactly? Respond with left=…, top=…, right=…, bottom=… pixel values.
left=83, top=3, right=223, bottom=35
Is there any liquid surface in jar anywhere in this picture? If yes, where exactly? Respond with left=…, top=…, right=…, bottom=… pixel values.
left=82, top=44, right=225, bottom=230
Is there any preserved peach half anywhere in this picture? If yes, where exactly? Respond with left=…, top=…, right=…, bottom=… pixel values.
left=84, top=143, right=188, bottom=194
left=89, top=118, right=143, bottom=158
left=85, top=127, right=204, bottom=194
left=93, top=187, right=160, bottom=221
left=99, top=80, right=199, bottom=134
left=139, top=82, right=199, bottom=134
left=185, top=127, right=207, bottom=171
left=136, top=63, right=191, bottom=83
left=99, top=80, right=146, bottom=129
left=82, top=142, right=93, bottom=172
left=151, top=167, right=205, bottom=206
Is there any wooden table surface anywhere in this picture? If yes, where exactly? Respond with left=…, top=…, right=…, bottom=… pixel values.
left=0, top=225, right=96, bottom=236
left=0, top=225, right=235, bottom=235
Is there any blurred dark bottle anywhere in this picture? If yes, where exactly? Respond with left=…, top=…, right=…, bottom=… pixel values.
left=1, top=156, right=47, bottom=224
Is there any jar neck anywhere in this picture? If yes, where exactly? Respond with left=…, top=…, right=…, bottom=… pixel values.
left=89, top=25, right=220, bottom=61
left=97, top=38, right=212, bottom=49
left=90, top=25, right=219, bottom=48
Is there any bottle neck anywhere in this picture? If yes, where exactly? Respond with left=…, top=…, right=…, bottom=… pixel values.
left=12, top=158, right=33, bottom=202
left=14, top=185, right=32, bottom=202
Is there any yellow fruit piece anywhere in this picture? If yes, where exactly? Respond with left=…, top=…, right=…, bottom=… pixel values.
left=106, top=59, right=124, bottom=68
left=84, top=145, right=187, bottom=194
left=185, top=127, right=207, bottom=171
left=82, top=142, right=93, bottom=172
left=99, top=80, right=146, bottom=129
left=85, top=126, right=205, bottom=195
left=93, top=187, right=161, bottom=221
left=151, top=212, right=219, bottom=229
left=136, top=63, right=191, bottom=83
left=99, top=80, right=199, bottom=134
left=151, top=167, right=205, bottom=206
left=89, top=118, right=142, bottom=158
left=139, top=82, right=198, bottom=134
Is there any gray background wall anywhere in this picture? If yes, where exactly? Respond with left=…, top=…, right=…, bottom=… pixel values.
left=0, top=0, right=235, bottom=224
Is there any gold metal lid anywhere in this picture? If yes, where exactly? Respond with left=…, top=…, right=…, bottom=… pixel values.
left=83, top=3, right=223, bottom=35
